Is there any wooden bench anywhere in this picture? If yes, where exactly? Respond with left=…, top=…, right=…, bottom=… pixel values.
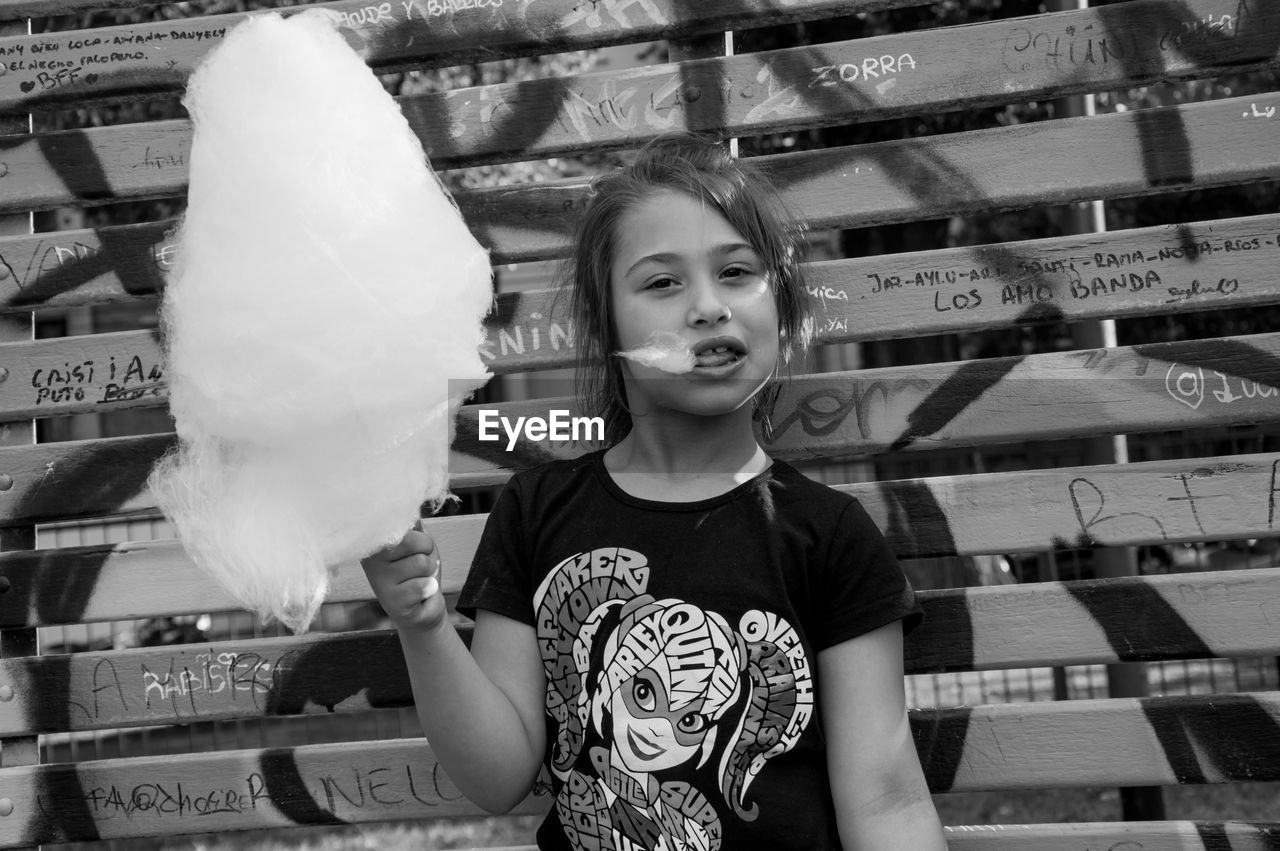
left=1, top=0, right=1279, bottom=847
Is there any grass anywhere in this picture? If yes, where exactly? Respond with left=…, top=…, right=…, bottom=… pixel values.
left=53, top=783, right=1280, bottom=851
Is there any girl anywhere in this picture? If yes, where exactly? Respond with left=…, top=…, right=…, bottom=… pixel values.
left=361, top=134, right=948, bottom=850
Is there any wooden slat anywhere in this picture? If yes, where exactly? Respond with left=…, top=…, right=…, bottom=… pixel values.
left=914, top=568, right=1280, bottom=674
left=0, top=433, right=172, bottom=525
left=5, top=0, right=1276, bottom=165
left=0, top=0, right=926, bottom=105
left=4, top=328, right=1273, bottom=475
left=0, top=820, right=1275, bottom=851
left=2, top=86, right=1278, bottom=252
left=9, top=819, right=1271, bottom=851
left=0, top=629, right=415, bottom=734
left=4, top=453, right=1280, bottom=627
left=1, top=568, right=1275, bottom=735
left=0, top=0, right=169, bottom=19
left=942, top=822, right=1280, bottom=851
left=401, top=826, right=1280, bottom=851
left=3, top=447, right=1280, bottom=599
left=459, top=88, right=1280, bottom=263
left=0, top=512, right=486, bottom=627
left=0, top=693, right=1275, bottom=845
left=3, top=214, right=1278, bottom=382
left=0, top=737, right=547, bottom=846
left=444, top=330, right=1280, bottom=478
left=0, top=220, right=170, bottom=315
left=920, top=691, right=1280, bottom=793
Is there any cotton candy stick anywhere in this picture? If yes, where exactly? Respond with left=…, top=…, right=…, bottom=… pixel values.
left=616, top=331, right=696, bottom=374
left=148, top=10, right=492, bottom=633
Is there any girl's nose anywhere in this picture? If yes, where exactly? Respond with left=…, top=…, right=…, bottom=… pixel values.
left=687, top=280, right=731, bottom=326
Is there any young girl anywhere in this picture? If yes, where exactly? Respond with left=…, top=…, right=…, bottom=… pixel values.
left=361, top=134, right=948, bottom=850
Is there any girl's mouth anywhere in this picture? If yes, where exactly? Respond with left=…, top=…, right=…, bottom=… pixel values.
left=692, top=337, right=747, bottom=371
left=694, top=346, right=743, bottom=368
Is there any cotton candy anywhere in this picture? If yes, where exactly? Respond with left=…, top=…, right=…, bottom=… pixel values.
left=148, top=10, right=492, bottom=633
left=616, top=331, right=696, bottom=374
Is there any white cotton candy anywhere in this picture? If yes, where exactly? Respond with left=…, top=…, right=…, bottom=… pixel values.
left=616, top=331, right=696, bottom=374
left=148, top=9, right=492, bottom=634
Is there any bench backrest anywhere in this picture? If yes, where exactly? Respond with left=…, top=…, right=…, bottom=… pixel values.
left=1, top=0, right=1279, bottom=847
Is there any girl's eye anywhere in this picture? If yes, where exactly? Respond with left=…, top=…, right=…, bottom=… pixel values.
left=722, top=265, right=753, bottom=280
left=678, top=713, right=707, bottom=734
left=633, top=680, right=656, bottom=711
left=645, top=276, right=678, bottom=290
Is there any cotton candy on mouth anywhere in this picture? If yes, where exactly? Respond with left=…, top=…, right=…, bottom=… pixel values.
left=616, top=332, right=696, bottom=374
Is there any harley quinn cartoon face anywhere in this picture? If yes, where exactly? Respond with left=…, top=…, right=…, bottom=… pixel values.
left=591, top=600, right=744, bottom=777
left=612, top=667, right=713, bottom=773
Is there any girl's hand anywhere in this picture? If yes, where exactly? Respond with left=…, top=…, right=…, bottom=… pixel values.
left=361, top=520, right=447, bottom=634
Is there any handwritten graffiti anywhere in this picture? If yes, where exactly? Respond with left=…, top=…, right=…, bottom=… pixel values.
left=805, top=284, right=849, bottom=308
left=27, top=350, right=163, bottom=406
left=312, top=763, right=463, bottom=812
left=30, top=758, right=467, bottom=835
left=1069, top=270, right=1163, bottom=300
left=1271, top=460, right=1280, bottom=529
left=480, top=314, right=573, bottom=361
left=560, top=0, right=665, bottom=31
left=63, top=651, right=288, bottom=723
left=862, top=233, right=1276, bottom=303
left=809, top=53, right=918, bottom=88
left=1159, top=12, right=1237, bottom=51
left=767, top=378, right=933, bottom=443
left=1166, top=278, right=1239, bottom=304
left=560, top=80, right=641, bottom=140
left=25, top=352, right=163, bottom=407
left=43, top=774, right=272, bottom=820
left=1, top=241, right=102, bottom=291
left=1068, top=458, right=1280, bottom=547
left=142, top=651, right=283, bottom=712
left=1165, top=364, right=1277, bottom=410
left=1069, top=477, right=1170, bottom=546
left=548, top=74, right=708, bottom=142
left=131, top=147, right=185, bottom=171
left=1002, top=13, right=1236, bottom=75
left=31, top=359, right=98, bottom=404
left=1002, top=24, right=1135, bottom=74
left=399, top=0, right=506, bottom=21
left=337, top=2, right=395, bottom=27
left=745, top=64, right=801, bottom=124
left=6, top=27, right=222, bottom=92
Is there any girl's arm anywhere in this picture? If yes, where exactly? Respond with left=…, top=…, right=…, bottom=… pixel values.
left=363, top=528, right=546, bottom=813
left=818, top=620, right=949, bottom=850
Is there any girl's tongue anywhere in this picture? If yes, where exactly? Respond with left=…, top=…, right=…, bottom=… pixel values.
left=695, top=346, right=739, bottom=368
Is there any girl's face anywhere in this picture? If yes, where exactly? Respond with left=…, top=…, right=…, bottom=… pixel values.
left=609, top=190, right=780, bottom=422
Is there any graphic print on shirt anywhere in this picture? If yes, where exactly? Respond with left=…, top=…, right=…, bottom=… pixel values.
left=533, top=547, right=814, bottom=851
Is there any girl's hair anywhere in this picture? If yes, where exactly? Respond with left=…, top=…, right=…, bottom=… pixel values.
left=564, top=134, right=814, bottom=446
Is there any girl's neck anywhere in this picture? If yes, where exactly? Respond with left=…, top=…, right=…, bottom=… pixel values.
left=602, top=410, right=771, bottom=502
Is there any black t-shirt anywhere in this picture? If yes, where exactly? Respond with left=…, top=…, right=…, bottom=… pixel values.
left=458, top=451, right=922, bottom=851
